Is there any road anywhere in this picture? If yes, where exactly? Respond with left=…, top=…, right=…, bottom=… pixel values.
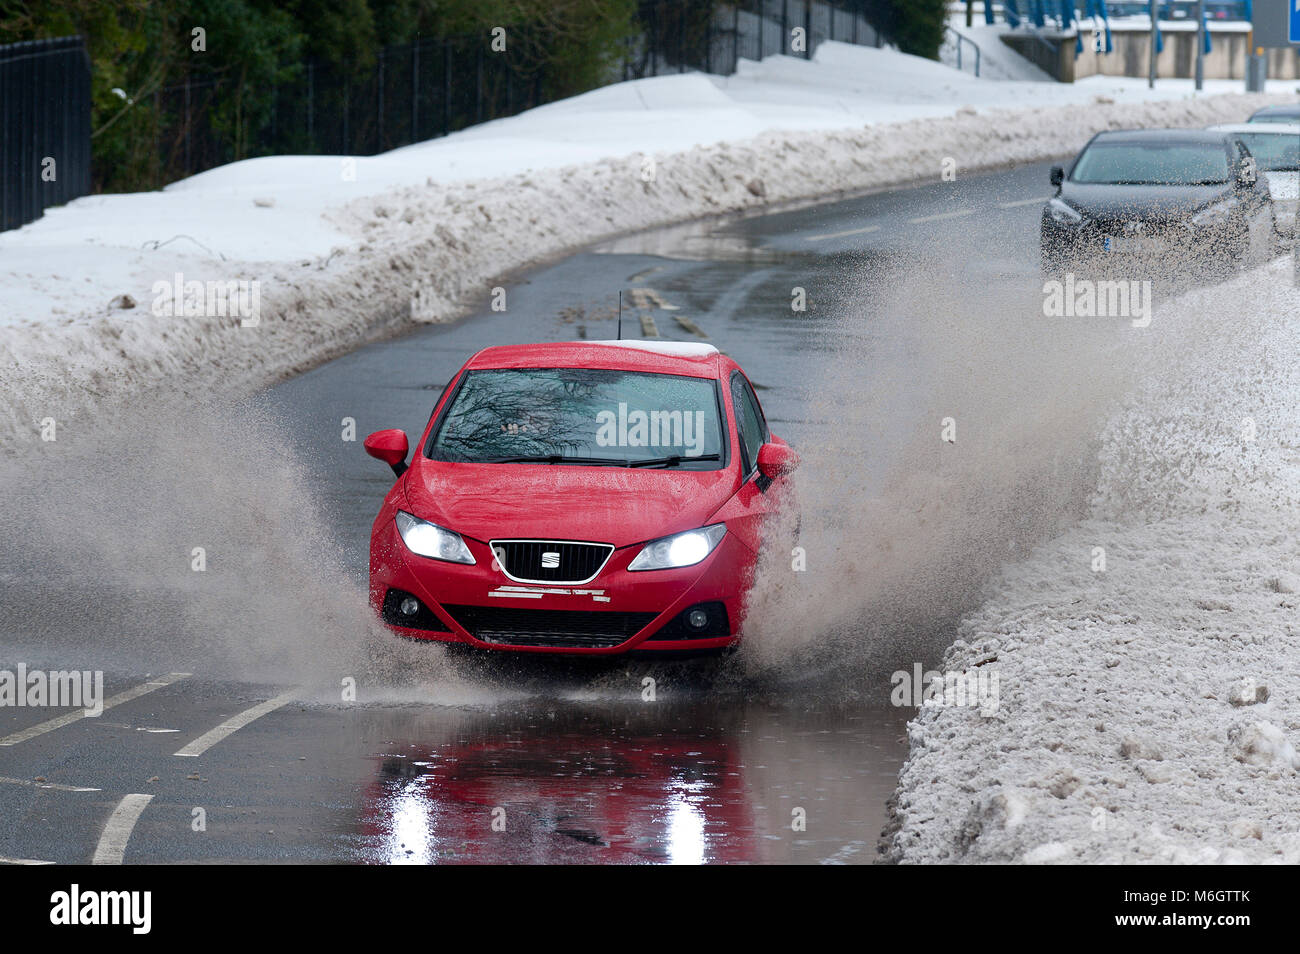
left=1, top=158, right=1106, bottom=864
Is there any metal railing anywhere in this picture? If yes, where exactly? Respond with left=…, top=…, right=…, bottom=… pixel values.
left=945, top=25, right=983, bottom=76
left=1, top=36, right=91, bottom=232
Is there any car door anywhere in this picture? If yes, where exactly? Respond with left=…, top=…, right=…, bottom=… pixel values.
left=711, top=371, right=781, bottom=556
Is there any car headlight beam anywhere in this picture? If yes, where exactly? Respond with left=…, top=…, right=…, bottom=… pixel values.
left=395, top=510, right=475, bottom=564
left=628, top=524, right=727, bottom=571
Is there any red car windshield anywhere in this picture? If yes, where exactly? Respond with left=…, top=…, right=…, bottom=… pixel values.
left=427, top=367, right=726, bottom=468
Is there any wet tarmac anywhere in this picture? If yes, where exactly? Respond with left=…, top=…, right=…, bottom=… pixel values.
left=0, top=159, right=1061, bottom=863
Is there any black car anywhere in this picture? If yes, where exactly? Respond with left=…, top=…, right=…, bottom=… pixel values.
left=1248, top=104, right=1300, bottom=125
left=1041, top=129, right=1274, bottom=280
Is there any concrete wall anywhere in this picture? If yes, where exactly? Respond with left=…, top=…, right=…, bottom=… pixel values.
left=1003, top=24, right=1300, bottom=82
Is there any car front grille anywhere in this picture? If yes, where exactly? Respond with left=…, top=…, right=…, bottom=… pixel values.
left=443, top=604, right=658, bottom=649
left=489, top=539, right=614, bottom=584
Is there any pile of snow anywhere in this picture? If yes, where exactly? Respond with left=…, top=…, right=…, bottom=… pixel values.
left=0, top=41, right=1294, bottom=446
left=887, top=257, right=1300, bottom=864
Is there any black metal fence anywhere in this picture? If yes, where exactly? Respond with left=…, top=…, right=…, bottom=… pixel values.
left=625, top=0, right=881, bottom=79
left=156, top=31, right=547, bottom=182
left=8, top=1, right=886, bottom=217
left=1, top=36, right=92, bottom=232
left=156, top=0, right=884, bottom=187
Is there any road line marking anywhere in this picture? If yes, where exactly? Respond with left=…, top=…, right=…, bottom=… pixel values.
left=0, top=774, right=100, bottom=792
left=92, top=793, right=154, bottom=865
left=673, top=315, right=709, bottom=338
left=908, top=209, right=976, bottom=224
left=0, top=856, right=54, bottom=865
left=0, top=673, right=191, bottom=747
left=639, top=314, right=659, bottom=338
left=999, top=196, right=1049, bottom=208
left=629, top=287, right=679, bottom=311
left=173, top=690, right=298, bottom=758
left=643, top=289, right=678, bottom=311
left=804, top=224, right=880, bottom=241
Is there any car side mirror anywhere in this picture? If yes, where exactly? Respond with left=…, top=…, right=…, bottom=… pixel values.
left=364, top=429, right=409, bottom=477
left=1049, top=165, right=1065, bottom=187
left=1236, top=157, right=1257, bottom=188
left=757, top=440, right=798, bottom=481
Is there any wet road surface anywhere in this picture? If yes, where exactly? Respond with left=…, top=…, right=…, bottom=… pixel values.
left=0, top=159, right=1059, bottom=864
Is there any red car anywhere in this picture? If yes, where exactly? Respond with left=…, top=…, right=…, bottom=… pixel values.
left=363, top=340, right=798, bottom=655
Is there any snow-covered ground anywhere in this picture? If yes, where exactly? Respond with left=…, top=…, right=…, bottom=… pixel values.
left=2, top=41, right=1293, bottom=330
left=888, top=257, right=1300, bottom=864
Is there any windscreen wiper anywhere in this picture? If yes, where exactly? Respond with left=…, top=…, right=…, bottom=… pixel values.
left=483, top=454, right=629, bottom=465
left=628, top=453, right=722, bottom=468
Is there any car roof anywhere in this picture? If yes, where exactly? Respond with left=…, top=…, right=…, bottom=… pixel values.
left=1090, top=128, right=1233, bottom=145
left=463, top=340, right=724, bottom=378
left=1251, top=104, right=1300, bottom=116
left=1208, top=122, right=1300, bottom=134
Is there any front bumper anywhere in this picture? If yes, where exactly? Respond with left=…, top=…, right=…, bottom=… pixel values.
left=369, top=520, right=754, bottom=655
left=1040, top=215, right=1246, bottom=278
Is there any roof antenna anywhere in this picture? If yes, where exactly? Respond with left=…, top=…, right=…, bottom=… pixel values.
left=617, top=290, right=623, bottom=341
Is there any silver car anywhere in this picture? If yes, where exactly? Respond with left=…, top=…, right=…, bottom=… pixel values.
left=1207, top=123, right=1300, bottom=243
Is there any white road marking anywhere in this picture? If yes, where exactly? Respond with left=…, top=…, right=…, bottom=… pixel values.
left=0, top=672, right=190, bottom=747
left=804, top=224, right=880, bottom=241
left=804, top=197, right=1043, bottom=243
left=639, top=313, right=659, bottom=338
left=0, top=856, right=54, bottom=865
left=89, top=722, right=180, bottom=733
left=643, top=289, right=678, bottom=311
left=173, top=690, right=298, bottom=758
left=909, top=208, right=976, bottom=224
left=0, top=774, right=100, bottom=792
left=673, top=315, right=709, bottom=338
left=92, top=793, right=154, bottom=865
left=628, top=288, right=678, bottom=311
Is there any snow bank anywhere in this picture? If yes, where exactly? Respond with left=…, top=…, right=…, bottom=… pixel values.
left=887, top=257, right=1300, bottom=864
left=0, top=41, right=1294, bottom=446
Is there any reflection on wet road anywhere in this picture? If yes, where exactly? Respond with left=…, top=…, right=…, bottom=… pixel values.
left=355, top=701, right=909, bottom=865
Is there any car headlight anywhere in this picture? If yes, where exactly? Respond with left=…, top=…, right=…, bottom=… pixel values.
left=394, top=510, right=475, bottom=564
left=1046, top=197, right=1083, bottom=226
left=1190, top=200, right=1235, bottom=227
left=628, top=524, right=727, bottom=571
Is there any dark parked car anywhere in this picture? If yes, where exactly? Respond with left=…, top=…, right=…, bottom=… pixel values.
left=1041, top=129, right=1274, bottom=280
